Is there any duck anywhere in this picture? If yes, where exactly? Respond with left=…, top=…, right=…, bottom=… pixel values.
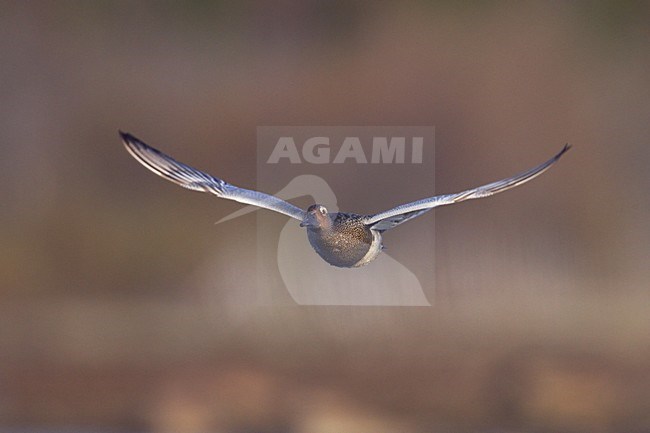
left=120, top=131, right=570, bottom=268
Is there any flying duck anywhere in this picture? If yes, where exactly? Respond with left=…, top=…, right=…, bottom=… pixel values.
left=121, top=132, right=570, bottom=268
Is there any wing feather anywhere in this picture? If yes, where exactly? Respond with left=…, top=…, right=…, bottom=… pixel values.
left=363, top=144, right=571, bottom=231
left=121, top=131, right=306, bottom=221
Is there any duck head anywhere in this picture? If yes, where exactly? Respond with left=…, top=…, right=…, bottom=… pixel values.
left=300, top=204, right=331, bottom=229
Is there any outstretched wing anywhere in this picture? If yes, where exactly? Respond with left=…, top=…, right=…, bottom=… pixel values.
left=121, top=131, right=306, bottom=221
left=363, top=144, right=571, bottom=231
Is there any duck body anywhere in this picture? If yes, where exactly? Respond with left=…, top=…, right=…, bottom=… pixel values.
left=305, top=211, right=384, bottom=268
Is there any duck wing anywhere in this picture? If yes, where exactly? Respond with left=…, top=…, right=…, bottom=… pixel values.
left=121, top=131, right=306, bottom=221
left=362, top=144, right=570, bottom=231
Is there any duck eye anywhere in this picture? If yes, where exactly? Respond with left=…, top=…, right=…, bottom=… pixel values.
left=319, top=206, right=327, bottom=214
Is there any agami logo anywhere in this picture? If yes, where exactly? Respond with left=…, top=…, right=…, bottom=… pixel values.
left=251, top=126, right=436, bottom=306
left=267, top=136, right=425, bottom=164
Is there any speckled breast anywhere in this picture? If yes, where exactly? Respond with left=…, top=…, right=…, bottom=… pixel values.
left=306, top=213, right=382, bottom=268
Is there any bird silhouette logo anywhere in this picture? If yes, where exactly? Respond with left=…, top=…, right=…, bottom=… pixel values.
left=216, top=173, right=431, bottom=305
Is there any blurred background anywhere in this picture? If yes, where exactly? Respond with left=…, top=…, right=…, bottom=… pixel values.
left=1, top=1, right=650, bottom=432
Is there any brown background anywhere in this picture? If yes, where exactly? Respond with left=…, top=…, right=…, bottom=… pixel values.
left=1, top=1, right=649, bottom=432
